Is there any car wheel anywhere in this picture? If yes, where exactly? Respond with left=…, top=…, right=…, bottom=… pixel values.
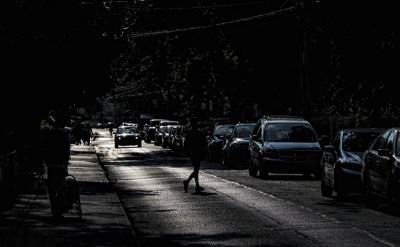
left=138, top=141, right=142, bottom=147
left=321, top=165, right=333, bottom=197
left=249, top=158, right=258, bottom=177
left=259, top=158, right=269, bottom=179
left=115, top=142, right=118, bottom=149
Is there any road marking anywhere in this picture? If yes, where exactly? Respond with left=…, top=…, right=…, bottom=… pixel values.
left=200, top=171, right=395, bottom=247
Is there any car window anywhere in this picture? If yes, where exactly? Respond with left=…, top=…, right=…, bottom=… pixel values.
left=117, top=127, right=138, bottom=134
left=264, top=123, right=317, bottom=142
left=386, top=131, right=395, bottom=152
left=234, top=125, right=255, bottom=138
left=341, top=131, right=382, bottom=152
left=371, top=130, right=390, bottom=151
left=395, top=132, right=400, bottom=156
left=214, top=125, right=234, bottom=136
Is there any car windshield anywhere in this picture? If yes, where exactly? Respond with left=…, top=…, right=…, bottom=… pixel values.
left=117, top=127, right=138, bottom=134
left=159, top=126, right=168, bottom=132
left=234, top=125, right=255, bottom=138
left=342, top=131, right=382, bottom=152
left=396, top=133, right=400, bottom=156
left=264, top=123, right=317, bottom=142
left=214, top=125, right=234, bottom=136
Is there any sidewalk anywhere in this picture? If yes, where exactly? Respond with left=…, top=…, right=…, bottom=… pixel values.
left=0, top=144, right=139, bottom=247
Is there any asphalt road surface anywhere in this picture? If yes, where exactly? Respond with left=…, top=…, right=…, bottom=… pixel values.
left=92, top=129, right=400, bottom=247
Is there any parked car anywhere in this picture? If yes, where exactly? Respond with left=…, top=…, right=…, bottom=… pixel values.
left=361, top=128, right=400, bottom=211
left=221, top=122, right=256, bottom=167
left=249, top=115, right=322, bottom=178
left=206, top=123, right=235, bottom=162
left=320, top=128, right=384, bottom=198
left=154, top=120, right=180, bottom=146
left=143, top=118, right=167, bottom=143
left=114, top=125, right=142, bottom=148
left=161, top=125, right=179, bottom=148
left=170, top=126, right=184, bottom=151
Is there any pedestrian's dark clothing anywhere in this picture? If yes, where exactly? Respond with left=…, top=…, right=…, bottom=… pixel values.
left=183, top=126, right=207, bottom=192
left=184, top=127, right=206, bottom=160
left=43, top=126, right=71, bottom=216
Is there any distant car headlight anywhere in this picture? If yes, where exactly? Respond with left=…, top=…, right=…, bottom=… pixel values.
left=118, top=137, right=122, bottom=140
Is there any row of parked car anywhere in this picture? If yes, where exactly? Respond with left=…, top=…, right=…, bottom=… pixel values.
left=115, top=115, right=400, bottom=212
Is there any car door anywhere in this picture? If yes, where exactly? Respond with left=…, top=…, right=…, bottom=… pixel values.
left=366, top=130, right=391, bottom=193
left=323, top=131, right=340, bottom=185
left=249, top=122, right=262, bottom=165
left=375, top=130, right=395, bottom=195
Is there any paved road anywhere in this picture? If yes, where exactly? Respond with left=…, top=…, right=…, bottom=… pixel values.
left=92, top=128, right=400, bottom=247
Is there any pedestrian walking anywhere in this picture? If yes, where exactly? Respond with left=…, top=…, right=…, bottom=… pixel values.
left=183, top=118, right=207, bottom=193
left=42, top=110, right=71, bottom=218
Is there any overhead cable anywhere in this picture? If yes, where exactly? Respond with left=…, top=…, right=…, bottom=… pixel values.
left=127, top=5, right=297, bottom=38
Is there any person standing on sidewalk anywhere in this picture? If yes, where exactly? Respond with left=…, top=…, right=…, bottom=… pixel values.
left=42, top=110, right=71, bottom=218
left=183, top=117, right=207, bottom=193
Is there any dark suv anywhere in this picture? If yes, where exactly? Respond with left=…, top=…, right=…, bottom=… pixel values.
left=249, top=115, right=322, bottom=178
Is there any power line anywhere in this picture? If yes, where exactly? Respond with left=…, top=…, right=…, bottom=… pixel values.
left=126, top=5, right=297, bottom=38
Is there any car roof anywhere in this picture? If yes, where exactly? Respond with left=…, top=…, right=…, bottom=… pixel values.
left=150, top=119, right=168, bottom=121
left=259, top=115, right=310, bottom=124
left=236, top=122, right=256, bottom=126
left=340, top=128, right=385, bottom=133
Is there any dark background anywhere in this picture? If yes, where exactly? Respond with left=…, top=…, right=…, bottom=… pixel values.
left=1, top=0, right=399, bottom=147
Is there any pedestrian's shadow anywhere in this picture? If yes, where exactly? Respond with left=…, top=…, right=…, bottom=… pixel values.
left=191, top=191, right=216, bottom=196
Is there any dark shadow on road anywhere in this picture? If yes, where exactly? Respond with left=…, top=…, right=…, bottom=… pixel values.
left=317, top=195, right=400, bottom=217
left=256, top=174, right=319, bottom=181
left=191, top=191, right=217, bottom=196
left=135, top=232, right=256, bottom=247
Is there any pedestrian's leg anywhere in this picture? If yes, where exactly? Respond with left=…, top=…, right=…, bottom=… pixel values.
left=193, top=160, right=203, bottom=192
left=48, top=166, right=67, bottom=217
left=47, top=168, right=57, bottom=214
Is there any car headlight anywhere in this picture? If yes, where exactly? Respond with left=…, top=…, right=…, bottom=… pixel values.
left=118, top=137, right=122, bottom=140
left=135, top=136, right=138, bottom=139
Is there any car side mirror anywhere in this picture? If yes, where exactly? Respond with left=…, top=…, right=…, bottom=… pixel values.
left=378, top=148, right=390, bottom=157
